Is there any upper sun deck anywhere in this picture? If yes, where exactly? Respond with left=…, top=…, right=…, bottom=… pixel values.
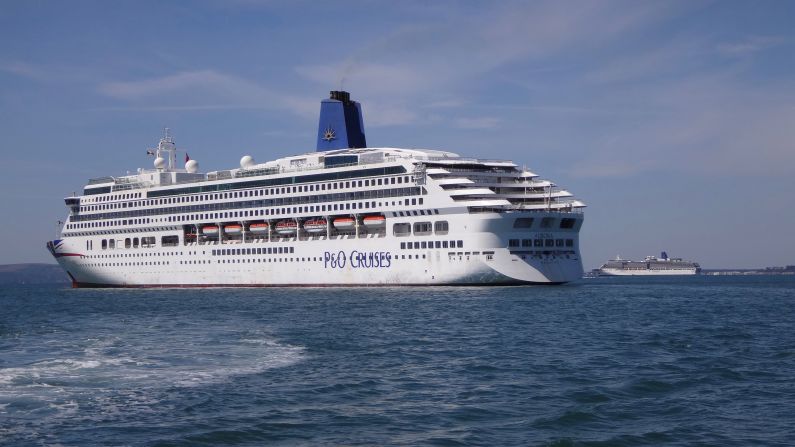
left=81, top=147, right=517, bottom=196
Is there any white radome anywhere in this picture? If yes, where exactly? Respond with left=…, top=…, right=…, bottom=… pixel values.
left=185, top=159, right=199, bottom=173
left=154, top=157, right=166, bottom=169
left=240, top=155, right=255, bottom=169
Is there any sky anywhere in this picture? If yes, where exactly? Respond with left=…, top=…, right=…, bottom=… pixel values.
left=1, top=0, right=794, bottom=269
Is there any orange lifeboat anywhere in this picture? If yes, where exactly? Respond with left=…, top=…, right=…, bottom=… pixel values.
left=303, top=219, right=327, bottom=233
left=363, top=215, right=386, bottom=227
left=249, top=223, right=269, bottom=233
left=333, top=217, right=355, bottom=229
left=275, top=220, right=297, bottom=235
left=202, top=225, right=219, bottom=236
left=224, top=224, right=242, bottom=235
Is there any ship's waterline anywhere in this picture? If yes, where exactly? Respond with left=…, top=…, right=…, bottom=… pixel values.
left=48, top=91, right=585, bottom=287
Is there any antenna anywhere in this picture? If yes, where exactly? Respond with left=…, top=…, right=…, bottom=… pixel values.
left=156, top=127, right=177, bottom=171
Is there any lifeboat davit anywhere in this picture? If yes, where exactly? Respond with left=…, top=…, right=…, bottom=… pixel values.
left=333, top=217, right=355, bottom=229
left=275, top=221, right=297, bottom=235
left=202, top=225, right=219, bottom=236
left=363, top=215, right=386, bottom=227
left=303, top=219, right=327, bottom=233
left=249, top=223, right=269, bottom=233
left=224, top=224, right=242, bottom=235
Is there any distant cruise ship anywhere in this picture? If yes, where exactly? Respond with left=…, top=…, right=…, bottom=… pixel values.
left=47, top=91, right=586, bottom=287
left=597, top=252, right=701, bottom=276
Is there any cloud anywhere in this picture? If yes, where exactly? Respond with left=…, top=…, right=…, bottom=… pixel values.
left=569, top=73, right=795, bottom=178
left=97, top=70, right=273, bottom=103
left=454, top=117, right=500, bottom=130
left=717, top=35, right=787, bottom=56
left=88, top=2, right=795, bottom=177
left=96, top=70, right=326, bottom=121
left=583, top=39, right=705, bottom=85
left=0, top=61, right=49, bottom=81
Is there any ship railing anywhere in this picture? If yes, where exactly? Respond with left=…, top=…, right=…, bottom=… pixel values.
left=423, top=156, right=514, bottom=164
left=111, top=182, right=149, bottom=192
left=87, top=176, right=115, bottom=185
left=164, top=158, right=405, bottom=188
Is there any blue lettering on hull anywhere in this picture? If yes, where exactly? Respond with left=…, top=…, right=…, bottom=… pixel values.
left=324, top=251, right=392, bottom=269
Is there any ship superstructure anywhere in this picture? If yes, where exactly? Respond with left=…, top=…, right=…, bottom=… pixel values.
left=597, top=252, right=701, bottom=276
left=47, top=91, right=586, bottom=287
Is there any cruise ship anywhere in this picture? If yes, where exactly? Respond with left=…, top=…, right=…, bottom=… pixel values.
left=47, top=91, right=586, bottom=287
left=597, top=252, right=701, bottom=276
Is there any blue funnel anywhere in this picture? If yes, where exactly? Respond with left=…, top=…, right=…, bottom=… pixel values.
left=316, top=91, right=367, bottom=151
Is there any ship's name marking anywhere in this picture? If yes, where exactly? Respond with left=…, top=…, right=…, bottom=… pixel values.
left=324, top=250, right=392, bottom=269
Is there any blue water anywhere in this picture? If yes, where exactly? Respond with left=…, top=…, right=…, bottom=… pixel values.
left=1, top=276, right=794, bottom=446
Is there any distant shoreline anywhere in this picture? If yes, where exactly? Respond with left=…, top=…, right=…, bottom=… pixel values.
left=0, top=263, right=70, bottom=285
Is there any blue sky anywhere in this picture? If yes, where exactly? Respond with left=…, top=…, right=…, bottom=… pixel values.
left=1, top=0, right=793, bottom=269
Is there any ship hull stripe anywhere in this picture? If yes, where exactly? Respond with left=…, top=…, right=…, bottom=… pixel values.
left=71, top=281, right=565, bottom=288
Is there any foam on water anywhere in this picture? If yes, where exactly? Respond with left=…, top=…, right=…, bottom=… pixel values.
left=0, top=320, right=305, bottom=430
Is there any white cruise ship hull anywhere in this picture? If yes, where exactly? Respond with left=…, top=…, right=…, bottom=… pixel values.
left=598, top=268, right=698, bottom=276
left=49, top=212, right=583, bottom=287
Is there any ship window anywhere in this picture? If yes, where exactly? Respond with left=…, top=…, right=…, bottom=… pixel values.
left=421, top=241, right=427, bottom=249
left=400, top=242, right=406, bottom=249
left=522, top=239, right=532, bottom=247
left=102, top=239, right=107, bottom=250
left=133, top=238, right=139, bottom=248
left=434, top=221, right=449, bottom=235
left=514, top=218, right=534, bottom=229
left=534, top=239, right=543, bottom=247
left=125, top=238, right=131, bottom=248
left=509, top=239, right=520, bottom=247
left=560, top=218, right=576, bottom=229
left=556, top=239, right=564, bottom=247
left=411, top=199, right=417, bottom=205
left=413, top=242, right=420, bottom=249
left=540, top=217, right=556, bottom=228
left=545, top=239, right=554, bottom=247
left=457, top=240, right=463, bottom=248
left=393, top=223, right=410, bottom=236
left=161, top=235, right=179, bottom=247
left=413, top=222, right=432, bottom=235
left=566, top=239, right=574, bottom=247
left=435, top=241, right=441, bottom=248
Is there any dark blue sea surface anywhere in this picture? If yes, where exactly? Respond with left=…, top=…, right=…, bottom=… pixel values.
left=1, top=276, right=794, bottom=446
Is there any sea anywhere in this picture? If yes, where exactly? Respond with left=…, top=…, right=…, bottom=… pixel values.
left=1, top=276, right=793, bottom=446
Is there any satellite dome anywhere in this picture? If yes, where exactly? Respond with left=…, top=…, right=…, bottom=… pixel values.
left=185, top=159, right=199, bottom=173
left=154, top=157, right=166, bottom=169
left=240, top=155, right=255, bottom=169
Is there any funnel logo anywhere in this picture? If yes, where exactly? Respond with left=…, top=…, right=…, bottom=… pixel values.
left=322, top=126, right=336, bottom=142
